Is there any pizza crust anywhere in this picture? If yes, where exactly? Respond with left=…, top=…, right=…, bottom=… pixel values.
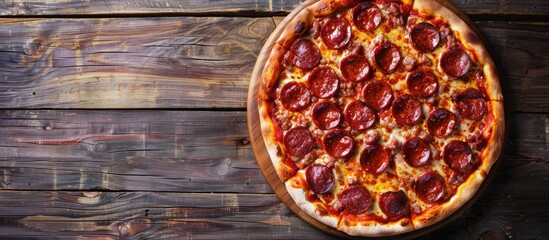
left=478, top=100, right=505, bottom=173
left=412, top=170, right=485, bottom=229
left=412, top=0, right=503, bottom=101
left=285, top=176, right=340, bottom=229
left=307, top=0, right=358, bottom=17
left=339, top=215, right=414, bottom=237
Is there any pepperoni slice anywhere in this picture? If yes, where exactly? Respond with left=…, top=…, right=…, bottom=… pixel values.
left=410, top=22, right=441, bottom=52
left=360, top=145, right=390, bottom=175
left=362, top=81, right=393, bottom=111
left=392, top=94, right=422, bottom=126
left=427, top=108, right=457, bottom=138
left=280, top=82, right=311, bottom=111
left=289, top=39, right=321, bottom=70
left=340, top=54, right=370, bottom=82
left=373, top=43, right=401, bottom=74
left=440, top=48, right=471, bottom=78
left=340, top=185, right=372, bottom=214
left=306, top=165, right=334, bottom=195
left=308, top=66, right=340, bottom=98
left=343, top=100, right=375, bottom=130
left=403, top=137, right=431, bottom=167
left=406, top=69, right=438, bottom=98
left=443, top=140, right=473, bottom=172
left=415, top=172, right=446, bottom=203
left=456, top=88, right=487, bottom=120
left=379, top=190, right=409, bottom=218
left=283, top=126, right=314, bottom=158
left=321, top=16, right=352, bottom=50
left=351, top=2, right=382, bottom=32
left=323, top=129, right=354, bottom=158
left=312, top=101, right=341, bottom=130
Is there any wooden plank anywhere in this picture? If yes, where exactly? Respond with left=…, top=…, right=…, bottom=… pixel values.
left=0, top=191, right=339, bottom=239
left=0, top=110, right=270, bottom=193
left=0, top=18, right=546, bottom=111
left=0, top=190, right=546, bottom=239
left=0, top=0, right=547, bottom=16
left=0, top=110, right=546, bottom=193
left=0, top=17, right=274, bottom=109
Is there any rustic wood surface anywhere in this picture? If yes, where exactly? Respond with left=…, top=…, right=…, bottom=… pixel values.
left=0, top=0, right=547, bottom=239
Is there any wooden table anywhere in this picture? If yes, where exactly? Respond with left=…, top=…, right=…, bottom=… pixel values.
left=0, top=0, right=546, bottom=239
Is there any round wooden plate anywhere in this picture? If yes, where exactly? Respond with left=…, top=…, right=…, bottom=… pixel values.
left=247, top=0, right=501, bottom=238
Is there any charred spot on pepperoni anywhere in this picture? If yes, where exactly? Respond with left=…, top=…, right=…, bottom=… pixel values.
left=312, top=101, right=341, bottom=130
left=379, top=190, right=409, bottom=218
left=340, top=185, right=372, bottom=214
left=340, top=54, right=370, bottom=82
left=410, top=22, right=441, bottom=52
left=403, top=137, right=431, bottom=167
left=289, top=39, right=321, bottom=70
left=321, top=16, right=352, bottom=50
left=323, top=129, right=354, bottom=158
left=406, top=69, right=438, bottom=98
left=456, top=88, right=487, bottom=120
left=440, top=48, right=471, bottom=78
left=344, top=100, right=376, bottom=130
left=360, top=144, right=390, bottom=175
left=308, top=66, right=340, bottom=98
left=427, top=108, right=457, bottom=138
left=280, top=82, right=311, bottom=111
left=443, top=140, right=473, bottom=172
left=362, top=80, right=393, bottom=111
left=283, top=126, right=314, bottom=158
left=415, top=171, right=446, bottom=203
left=392, top=94, right=422, bottom=126
left=352, top=2, right=382, bottom=33
left=373, top=43, right=401, bottom=74
left=306, top=165, right=335, bottom=195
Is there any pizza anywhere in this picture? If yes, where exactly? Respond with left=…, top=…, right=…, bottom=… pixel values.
left=255, top=0, right=504, bottom=237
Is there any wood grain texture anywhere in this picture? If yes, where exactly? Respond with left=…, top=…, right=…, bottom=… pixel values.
left=0, top=191, right=338, bottom=239
left=0, top=17, right=274, bottom=109
left=0, top=110, right=545, bottom=193
left=0, top=18, right=546, bottom=111
left=0, top=190, right=546, bottom=239
left=0, top=0, right=547, bottom=16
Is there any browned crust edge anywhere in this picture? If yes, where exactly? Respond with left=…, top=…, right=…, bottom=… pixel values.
left=307, top=0, right=359, bottom=17
left=478, top=100, right=505, bottom=173
left=413, top=0, right=503, bottom=101
left=338, top=215, right=415, bottom=237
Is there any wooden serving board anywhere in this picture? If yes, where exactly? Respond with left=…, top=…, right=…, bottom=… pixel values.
left=247, top=0, right=500, bottom=238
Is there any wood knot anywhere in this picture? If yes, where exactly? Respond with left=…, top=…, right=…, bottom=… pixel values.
left=26, top=38, right=48, bottom=56
left=95, top=142, right=107, bottom=152
left=44, top=125, right=53, bottom=131
left=241, top=137, right=250, bottom=145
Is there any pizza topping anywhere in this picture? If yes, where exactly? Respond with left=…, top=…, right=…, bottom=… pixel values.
left=308, top=66, right=340, bottom=98
left=427, top=108, right=457, bottom=138
left=306, top=164, right=335, bottom=195
left=312, top=101, right=341, bottom=130
left=321, top=16, right=352, bottom=50
left=406, top=69, right=438, bottom=98
left=456, top=88, right=487, bottom=120
left=392, top=94, right=422, bottom=126
left=340, top=185, right=372, bottom=214
left=351, top=2, right=382, bottom=32
left=443, top=140, right=473, bottom=172
left=362, top=80, right=393, bottom=111
left=344, top=100, right=376, bottom=130
left=284, top=126, right=314, bottom=158
left=403, top=137, right=431, bottom=167
left=280, top=82, right=311, bottom=111
left=379, top=190, right=409, bottom=219
left=402, top=55, right=417, bottom=71
left=340, top=54, right=370, bottom=82
left=373, top=42, right=401, bottom=74
left=360, top=145, right=390, bottom=175
left=415, top=171, right=446, bottom=203
left=289, top=39, right=321, bottom=70
left=410, top=22, right=441, bottom=52
left=323, top=129, right=354, bottom=158
left=440, top=48, right=471, bottom=78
